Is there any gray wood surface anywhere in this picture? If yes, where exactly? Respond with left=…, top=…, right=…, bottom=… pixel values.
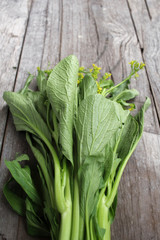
left=0, top=0, right=159, bottom=240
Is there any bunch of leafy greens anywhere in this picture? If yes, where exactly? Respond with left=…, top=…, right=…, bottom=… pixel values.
left=3, top=56, right=150, bottom=240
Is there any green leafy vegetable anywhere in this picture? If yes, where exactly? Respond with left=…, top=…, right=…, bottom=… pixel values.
left=3, top=55, right=149, bottom=240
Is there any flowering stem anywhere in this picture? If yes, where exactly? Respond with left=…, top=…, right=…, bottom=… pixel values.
left=105, top=71, right=135, bottom=97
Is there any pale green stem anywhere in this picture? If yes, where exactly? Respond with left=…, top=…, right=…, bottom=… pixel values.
left=71, top=176, right=79, bottom=240
left=59, top=168, right=72, bottom=240
left=86, top=205, right=90, bottom=240
left=98, top=196, right=111, bottom=240
left=79, top=216, right=85, bottom=240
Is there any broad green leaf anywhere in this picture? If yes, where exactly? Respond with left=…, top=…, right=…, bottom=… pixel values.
left=75, top=94, right=129, bottom=165
left=5, top=155, right=41, bottom=205
left=79, top=75, right=97, bottom=101
left=3, top=178, right=25, bottom=216
left=47, top=55, right=79, bottom=164
left=3, top=92, right=51, bottom=142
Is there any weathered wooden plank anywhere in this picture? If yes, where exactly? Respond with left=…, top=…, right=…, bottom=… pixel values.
left=112, top=132, right=160, bottom=240
left=0, top=0, right=61, bottom=239
left=0, top=0, right=32, bottom=154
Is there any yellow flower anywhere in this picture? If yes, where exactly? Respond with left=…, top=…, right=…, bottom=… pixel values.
left=134, top=72, right=139, bottom=78
left=79, top=67, right=85, bottom=72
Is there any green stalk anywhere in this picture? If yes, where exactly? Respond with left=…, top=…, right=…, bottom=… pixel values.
left=90, top=219, right=95, bottom=240
left=86, top=205, right=90, bottom=240
left=79, top=216, right=85, bottom=240
left=46, top=140, right=66, bottom=213
left=59, top=167, right=72, bottom=240
left=71, top=176, right=79, bottom=240
left=98, top=196, right=111, bottom=240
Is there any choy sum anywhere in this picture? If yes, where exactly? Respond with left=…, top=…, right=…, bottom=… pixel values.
left=3, top=55, right=150, bottom=240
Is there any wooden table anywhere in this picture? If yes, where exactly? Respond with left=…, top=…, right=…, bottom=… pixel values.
left=0, top=0, right=160, bottom=239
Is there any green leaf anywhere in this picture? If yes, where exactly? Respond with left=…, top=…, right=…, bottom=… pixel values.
left=19, top=74, right=34, bottom=95
left=47, top=55, right=79, bottom=164
left=111, top=78, right=131, bottom=97
left=91, top=215, right=105, bottom=240
left=44, top=205, right=60, bottom=239
left=75, top=94, right=129, bottom=165
left=3, top=92, right=51, bottom=142
left=26, top=198, right=50, bottom=237
left=3, top=177, right=26, bottom=216
left=79, top=75, right=97, bottom=101
left=99, top=79, right=114, bottom=88
left=25, top=90, right=48, bottom=122
left=108, top=193, right=118, bottom=224
left=104, top=145, right=114, bottom=183
left=37, top=69, right=47, bottom=92
left=117, top=98, right=151, bottom=161
left=5, top=155, right=41, bottom=205
left=112, top=88, right=139, bottom=102
left=26, top=133, right=55, bottom=208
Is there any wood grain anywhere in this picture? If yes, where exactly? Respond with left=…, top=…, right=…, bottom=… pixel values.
left=0, top=0, right=160, bottom=239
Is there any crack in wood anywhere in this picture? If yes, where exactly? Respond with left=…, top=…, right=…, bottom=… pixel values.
left=144, top=0, right=152, bottom=20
